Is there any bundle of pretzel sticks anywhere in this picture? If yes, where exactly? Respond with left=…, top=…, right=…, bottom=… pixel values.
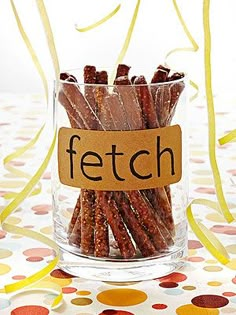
left=58, top=64, right=185, bottom=259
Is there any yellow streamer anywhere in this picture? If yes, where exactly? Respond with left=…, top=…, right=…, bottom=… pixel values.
left=36, top=0, right=60, bottom=79
left=166, top=0, right=199, bottom=101
left=76, top=4, right=121, bottom=32
left=187, top=199, right=230, bottom=265
left=203, top=0, right=233, bottom=223
left=219, top=129, right=236, bottom=145
left=10, top=0, right=48, bottom=101
left=110, top=0, right=141, bottom=84
left=185, top=0, right=235, bottom=266
left=0, top=0, right=62, bottom=308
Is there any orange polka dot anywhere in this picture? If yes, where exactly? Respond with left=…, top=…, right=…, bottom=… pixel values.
left=97, top=289, right=147, bottom=306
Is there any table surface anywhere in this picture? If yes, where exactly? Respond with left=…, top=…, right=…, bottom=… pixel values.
left=0, top=93, right=236, bottom=315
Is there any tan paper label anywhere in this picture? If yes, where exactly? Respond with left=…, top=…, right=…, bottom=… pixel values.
left=58, top=125, right=182, bottom=190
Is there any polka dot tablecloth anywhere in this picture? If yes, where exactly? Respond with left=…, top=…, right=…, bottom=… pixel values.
left=0, top=93, right=236, bottom=314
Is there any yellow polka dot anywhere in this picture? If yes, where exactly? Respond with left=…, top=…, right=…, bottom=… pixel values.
left=11, top=235, right=23, bottom=239
left=188, top=249, right=197, bottom=256
left=0, top=249, right=12, bottom=259
left=192, top=177, right=214, bottom=185
left=5, top=216, right=21, bottom=225
left=206, top=213, right=226, bottom=223
left=48, top=276, right=72, bottom=287
left=182, top=285, right=196, bottom=290
left=176, top=304, right=219, bottom=315
left=62, top=210, right=71, bottom=219
left=0, top=180, right=26, bottom=188
left=193, top=170, right=212, bottom=176
left=207, top=281, right=222, bottom=286
left=226, top=245, right=236, bottom=254
left=0, top=263, right=11, bottom=275
left=226, top=258, right=236, bottom=270
left=191, top=150, right=208, bottom=156
left=103, top=281, right=140, bottom=286
left=76, top=291, right=91, bottom=296
left=71, top=298, right=92, bottom=306
left=97, top=289, right=147, bottom=306
left=205, top=259, right=218, bottom=264
left=221, top=307, right=236, bottom=313
left=203, top=266, right=223, bottom=272
left=40, top=226, right=53, bottom=235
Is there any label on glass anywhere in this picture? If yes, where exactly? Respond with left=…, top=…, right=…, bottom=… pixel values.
left=58, top=125, right=182, bottom=190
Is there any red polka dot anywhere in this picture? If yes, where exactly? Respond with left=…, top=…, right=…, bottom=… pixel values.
left=62, top=287, right=77, bottom=294
left=34, top=211, right=49, bottom=215
left=15, top=136, right=31, bottom=141
left=157, top=272, right=187, bottom=283
left=190, top=158, right=205, bottom=164
left=195, top=187, right=216, bottom=194
left=224, top=229, right=236, bottom=235
left=12, top=275, right=26, bottom=280
left=0, top=230, right=6, bottom=239
left=152, top=304, right=168, bottom=310
left=26, top=256, right=44, bottom=262
left=227, top=169, right=236, bottom=176
left=42, top=172, right=51, bottom=179
left=232, top=278, right=236, bottom=284
left=211, top=225, right=236, bottom=235
left=99, top=311, right=134, bottom=315
left=187, top=256, right=204, bottom=262
left=188, top=240, right=203, bottom=249
left=192, top=294, right=229, bottom=308
left=58, top=195, right=68, bottom=201
left=50, top=269, right=74, bottom=279
left=0, top=191, right=11, bottom=197
left=159, top=282, right=178, bottom=288
left=223, top=292, right=236, bottom=297
left=11, top=305, right=49, bottom=315
left=23, top=248, right=54, bottom=257
left=9, top=161, right=25, bottom=167
left=31, top=204, right=52, bottom=212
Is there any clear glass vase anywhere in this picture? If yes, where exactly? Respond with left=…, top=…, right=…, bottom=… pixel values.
left=52, top=67, right=188, bottom=281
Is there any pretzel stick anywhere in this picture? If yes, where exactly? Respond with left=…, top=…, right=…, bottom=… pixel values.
left=134, top=75, right=175, bottom=234
left=80, top=189, right=95, bottom=255
left=114, top=192, right=157, bottom=257
left=94, top=193, right=109, bottom=257
left=114, top=76, right=144, bottom=130
left=59, top=73, right=99, bottom=251
left=97, top=191, right=136, bottom=259
left=151, top=67, right=185, bottom=225
left=114, top=75, right=173, bottom=248
left=93, top=70, right=110, bottom=257
left=84, top=65, right=97, bottom=113
left=115, top=64, right=131, bottom=79
left=99, top=73, right=158, bottom=256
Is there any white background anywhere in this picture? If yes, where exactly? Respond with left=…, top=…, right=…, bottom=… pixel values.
left=0, top=0, right=235, bottom=98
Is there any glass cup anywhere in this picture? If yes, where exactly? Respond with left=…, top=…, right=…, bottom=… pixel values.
left=52, top=68, right=188, bottom=281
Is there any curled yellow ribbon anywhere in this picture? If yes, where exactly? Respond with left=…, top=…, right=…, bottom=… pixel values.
left=75, top=3, right=121, bottom=32
left=166, top=0, right=199, bottom=101
left=203, top=0, right=233, bottom=224
left=219, top=129, right=236, bottom=145
left=110, top=0, right=141, bottom=84
left=169, top=0, right=234, bottom=264
left=187, top=199, right=230, bottom=265
left=186, top=0, right=234, bottom=266
left=1, top=0, right=62, bottom=308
